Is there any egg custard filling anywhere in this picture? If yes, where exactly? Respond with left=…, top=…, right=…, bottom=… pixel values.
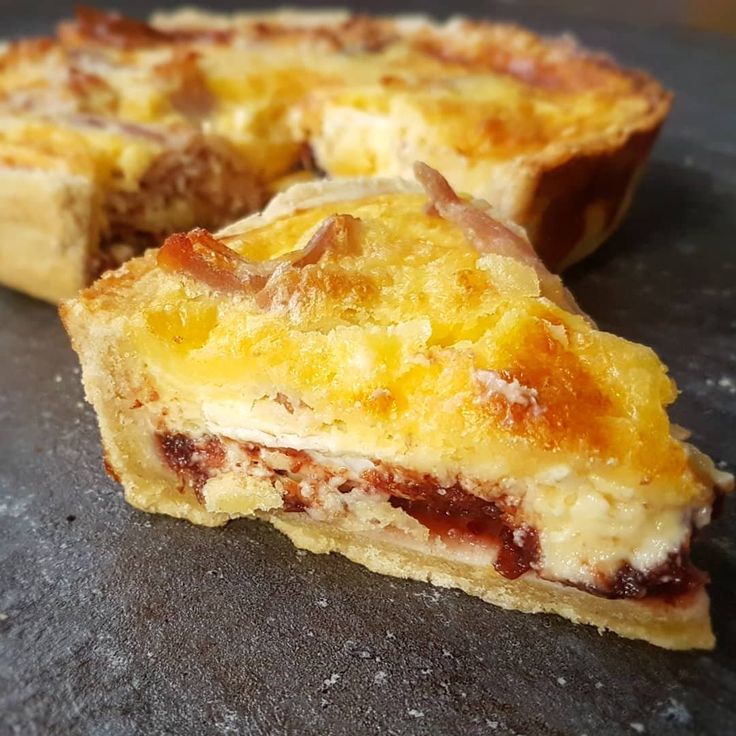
left=61, top=167, right=732, bottom=650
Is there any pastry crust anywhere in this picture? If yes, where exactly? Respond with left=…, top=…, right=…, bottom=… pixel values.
left=57, top=294, right=717, bottom=650
left=0, top=166, right=97, bottom=302
left=61, top=173, right=730, bottom=650
left=270, top=514, right=714, bottom=651
left=2, top=6, right=670, bottom=302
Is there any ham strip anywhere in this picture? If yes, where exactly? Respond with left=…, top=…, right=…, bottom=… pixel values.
left=158, top=214, right=361, bottom=297
left=414, top=161, right=537, bottom=265
left=413, top=162, right=588, bottom=318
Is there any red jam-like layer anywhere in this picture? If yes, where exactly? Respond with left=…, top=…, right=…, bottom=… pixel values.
left=155, top=431, right=702, bottom=600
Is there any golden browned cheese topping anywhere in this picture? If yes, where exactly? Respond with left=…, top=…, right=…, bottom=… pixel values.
left=0, top=7, right=661, bottom=185
left=101, top=182, right=700, bottom=508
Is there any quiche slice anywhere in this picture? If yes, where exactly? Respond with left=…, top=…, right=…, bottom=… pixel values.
left=1, top=5, right=670, bottom=302
left=61, top=164, right=732, bottom=650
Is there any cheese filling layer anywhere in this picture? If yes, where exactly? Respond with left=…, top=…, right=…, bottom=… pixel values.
left=155, top=425, right=706, bottom=601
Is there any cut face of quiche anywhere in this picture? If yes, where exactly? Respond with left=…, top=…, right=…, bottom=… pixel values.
left=1, top=6, right=670, bottom=302
left=61, top=164, right=732, bottom=650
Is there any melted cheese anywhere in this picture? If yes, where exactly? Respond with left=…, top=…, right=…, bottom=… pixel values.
left=69, top=175, right=730, bottom=589
left=0, top=10, right=658, bottom=197
left=126, top=180, right=705, bottom=512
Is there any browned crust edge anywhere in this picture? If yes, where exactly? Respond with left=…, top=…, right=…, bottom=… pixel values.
left=520, top=117, right=668, bottom=271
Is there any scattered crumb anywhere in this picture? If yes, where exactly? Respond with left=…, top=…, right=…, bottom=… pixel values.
left=315, top=597, right=328, bottom=608
left=414, top=589, right=442, bottom=604
left=660, top=698, right=692, bottom=725
left=295, top=549, right=307, bottom=557
left=557, top=676, right=567, bottom=686
left=0, top=613, right=7, bottom=621
left=407, top=709, right=424, bottom=718
left=595, top=681, right=604, bottom=689
left=322, top=673, right=340, bottom=689
left=630, top=723, right=645, bottom=734
left=373, top=670, right=387, bottom=685
left=385, top=631, right=396, bottom=640
left=486, top=721, right=498, bottom=730
left=717, top=376, right=736, bottom=393
left=442, top=648, right=453, bottom=658
left=53, top=374, right=62, bottom=383
left=76, top=402, right=84, bottom=410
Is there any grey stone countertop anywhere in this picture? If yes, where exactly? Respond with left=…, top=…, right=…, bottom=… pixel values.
left=0, top=2, right=734, bottom=734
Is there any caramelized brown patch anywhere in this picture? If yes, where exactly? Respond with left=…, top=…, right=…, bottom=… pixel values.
left=0, top=37, right=57, bottom=70
left=257, top=263, right=376, bottom=315
left=102, top=451, right=121, bottom=483
left=479, top=318, right=613, bottom=453
left=412, top=27, right=639, bottom=94
left=64, top=65, right=120, bottom=115
left=65, top=6, right=170, bottom=49
left=155, top=49, right=216, bottom=119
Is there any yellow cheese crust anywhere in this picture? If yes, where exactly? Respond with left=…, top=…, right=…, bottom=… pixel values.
left=101, top=186, right=699, bottom=499
left=1, top=7, right=670, bottom=301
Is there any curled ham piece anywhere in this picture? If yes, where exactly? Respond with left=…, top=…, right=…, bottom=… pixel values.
left=157, top=228, right=269, bottom=294
left=413, top=162, right=588, bottom=317
left=414, top=161, right=537, bottom=265
left=157, top=214, right=361, bottom=297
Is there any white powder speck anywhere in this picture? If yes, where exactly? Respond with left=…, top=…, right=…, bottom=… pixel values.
left=630, top=723, right=645, bottom=733
left=660, top=698, right=691, bottom=725
left=557, top=677, right=567, bottom=686
left=513, top=527, right=528, bottom=547
left=0, top=613, right=7, bottom=621
left=407, top=709, right=424, bottom=718
left=53, top=374, right=62, bottom=383
left=486, top=721, right=498, bottom=730
left=323, top=674, right=340, bottom=688
left=595, top=681, right=604, bottom=689
left=717, top=376, right=735, bottom=393
left=315, top=597, right=328, bottom=608
left=386, top=631, right=396, bottom=640
left=473, top=368, right=544, bottom=417
left=373, top=670, right=387, bottom=685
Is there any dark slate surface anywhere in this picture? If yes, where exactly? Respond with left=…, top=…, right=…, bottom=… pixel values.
left=1, top=2, right=735, bottom=734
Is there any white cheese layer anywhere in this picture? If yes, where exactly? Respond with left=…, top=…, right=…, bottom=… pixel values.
left=202, top=400, right=706, bottom=589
